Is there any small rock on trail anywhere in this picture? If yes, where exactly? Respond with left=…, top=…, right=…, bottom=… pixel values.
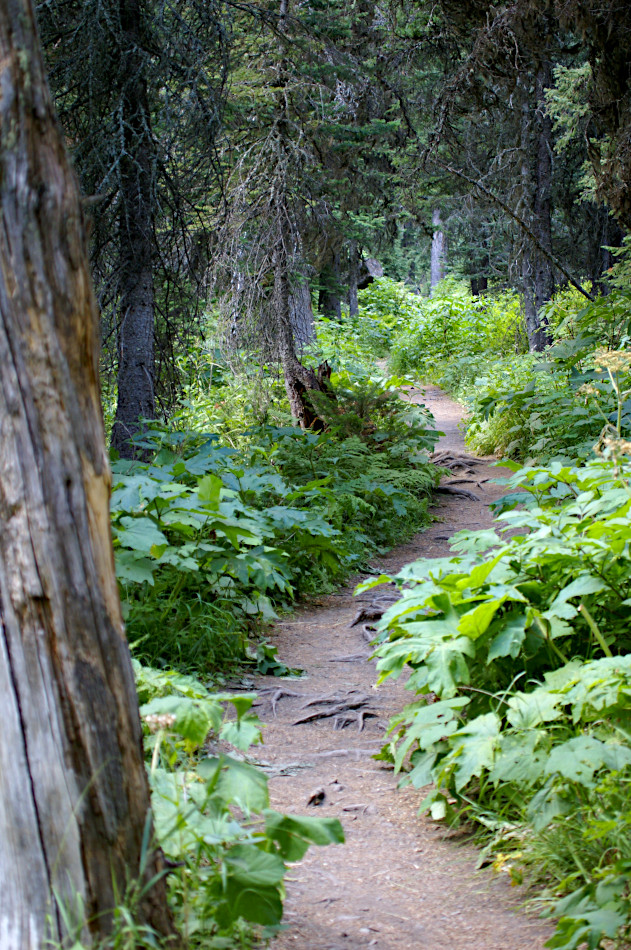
left=252, top=386, right=550, bottom=950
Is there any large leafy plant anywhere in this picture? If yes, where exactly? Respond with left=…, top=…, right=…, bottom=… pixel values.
left=112, top=371, right=441, bottom=673
left=135, top=663, right=344, bottom=946
left=368, top=456, right=631, bottom=950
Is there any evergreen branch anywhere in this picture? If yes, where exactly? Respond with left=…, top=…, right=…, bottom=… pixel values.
left=429, top=156, right=594, bottom=301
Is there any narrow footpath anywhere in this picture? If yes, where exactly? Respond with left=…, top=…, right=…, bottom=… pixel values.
left=251, top=386, right=551, bottom=950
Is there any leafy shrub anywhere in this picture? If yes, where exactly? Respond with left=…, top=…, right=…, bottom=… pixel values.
left=389, top=283, right=524, bottom=377
left=112, top=371, right=441, bottom=674
left=398, top=263, right=631, bottom=464
left=462, top=343, right=631, bottom=462
left=368, top=454, right=631, bottom=950
left=316, top=278, right=426, bottom=366
left=138, top=662, right=344, bottom=946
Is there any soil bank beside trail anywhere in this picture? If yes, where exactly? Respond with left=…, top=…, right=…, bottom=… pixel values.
left=252, top=386, right=551, bottom=950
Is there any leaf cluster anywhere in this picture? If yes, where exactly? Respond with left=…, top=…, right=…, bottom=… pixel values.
left=134, top=662, right=344, bottom=944
left=371, top=455, right=631, bottom=950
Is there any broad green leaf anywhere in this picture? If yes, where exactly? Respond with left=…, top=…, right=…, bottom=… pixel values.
left=263, top=810, right=344, bottom=861
left=545, top=735, right=631, bottom=785
left=224, top=844, right=285, bottom=886
left=507, top=690, right=563, bottom=729
left=458, top=598, right=504, bottom=640
left=487, top=612, right=527, bottom=661
left=198, top=473, right=223, bottom=508
left=141, top=696, right=223, bottom=745
left=406, top=750, right=438, bottom=788
left=449, top=712, right=501, bottom=790
left=223, top=881, right=283, bottom=927
left=526, top=782, right=571, bottom=831
left=424, top=636, right=474, bottom=697
left=491, top=731, right=546, bottom=785
left=115, top=549, right=155, bottom=585
left=198, top=755, right=269, bottom=813
left=220, top=717, right=262, bottom=752
left=116, top=516, right=168, bottom=554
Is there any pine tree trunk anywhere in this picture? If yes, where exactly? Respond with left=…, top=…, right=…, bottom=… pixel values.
left=111, top=0, right=156, bottom=459
left=520, top=67, right=553, bottom=352
left=533, top=63, right=554, bottom=322
left=430, top=209, right=446, bottom=294
left=0, top=2, right=173, bottom=945
left=274, top=238, right=321, bottom=425
left=318, top=248, right=342, bottom=318
left=289, top=269, right=315, bottom=349
left=348, top=241, right=360, bottom=317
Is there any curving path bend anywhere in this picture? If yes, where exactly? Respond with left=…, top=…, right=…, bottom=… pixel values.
left=250, top=386, right=551, bottom=950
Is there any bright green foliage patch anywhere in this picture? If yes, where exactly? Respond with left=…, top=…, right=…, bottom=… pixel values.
left=389, top=281, right=524, bottom=377
left=112, top=371, right=441, bottom=674
left=370, top=457, right=631, bottom=950
left=134, top=663, right=344, bottom=946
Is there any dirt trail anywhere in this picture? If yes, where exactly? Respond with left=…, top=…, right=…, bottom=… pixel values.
left=252, top=387, right=551, bottom=950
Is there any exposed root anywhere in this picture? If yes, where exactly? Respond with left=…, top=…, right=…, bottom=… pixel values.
left=432, top=450, right=485, bottom=468
left=356, top=709, right=379, bottom=732
left=310, top=748, right=380, bottom=759
left=300, top=690, right=358, bottom=710
left=254, top=687, right=305, bottom=717
left=435, top=485, right=480, bottom=501
left=329, top=653, right=370, bottom=662
left=292, top=692, right=374, bottom=726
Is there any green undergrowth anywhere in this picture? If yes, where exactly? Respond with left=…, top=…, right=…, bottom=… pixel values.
left=138, top=664, right=344, bottom=947
left=112, top=369, right=441, bottom=676
left=383, top=250, right=631, bottom=465
left=55, top=664, right=344, bottom=948
left=366, top=452, right=631, bottom=950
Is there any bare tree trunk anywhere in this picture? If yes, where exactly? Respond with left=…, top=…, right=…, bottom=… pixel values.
left=111, top=0, right=156, bottom=459
left=588, top=205, right=624, bottom=295
left=520, top=66, right=553, bottom=352
left=289, top=269, right=315, bottom=348
left=430, top=208, right=447, bottom=294
left=533, top=63, right=555, bottom=321
left=0, top=2, right=173, bottom=945
left=273, top=233, right=322, bottom=425
left=318, top=247, right=342, bottom=318
left=348, top=240, right=360, bottom=317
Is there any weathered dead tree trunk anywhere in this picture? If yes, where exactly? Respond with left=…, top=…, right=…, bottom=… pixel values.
left=520, top=66, right=554, bottom=352
left=318, top=246, right=342, bottom=318
left=430, top=208, right=447, bottom=294
left=0, top=1, right=173, bottom=945
left=289, top=267, right=315, bottom=348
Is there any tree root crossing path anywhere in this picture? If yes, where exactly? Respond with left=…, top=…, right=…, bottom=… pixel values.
left=251, top=386, right=551, bottom=950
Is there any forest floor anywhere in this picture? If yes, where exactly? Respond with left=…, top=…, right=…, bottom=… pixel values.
left=250, top=386, right=552, bottom=950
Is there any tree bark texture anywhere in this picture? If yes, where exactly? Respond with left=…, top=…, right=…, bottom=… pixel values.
left=289, top=269, right=315, bottom=349
left=0, top=2, right=173, bottom=945
left=273, top=237, right=322, bottom=425
left=521, top=66, right=553, bottom=352
left=348, top=240, right=359, bottom=317
left=318, top=248, right=342, bottom=319
left=430, top=208, right=446, bottom=294
left=111, top=0, right=157, bottom=459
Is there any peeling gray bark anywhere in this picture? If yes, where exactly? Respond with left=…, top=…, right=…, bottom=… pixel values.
left=521, top=66, right=554, bottom=352
left=289, top=270, right=315, bottom=348
left=430, top=209, right=447, bottom=294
